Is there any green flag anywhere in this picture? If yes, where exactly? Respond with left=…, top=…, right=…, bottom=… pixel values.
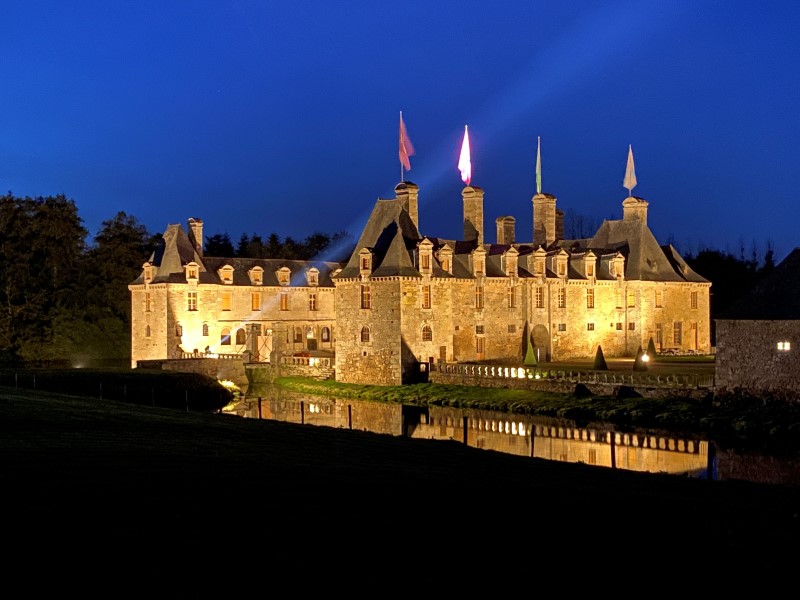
left=535, top=136, right=542, bottom=194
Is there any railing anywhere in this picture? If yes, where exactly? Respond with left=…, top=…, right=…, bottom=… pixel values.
left=436, top=363, right=715, bottom=389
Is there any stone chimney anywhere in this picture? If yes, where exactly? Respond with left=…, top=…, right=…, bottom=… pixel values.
left=462, top=186, right=484, bottom=245
left=556, top=209, right=564, bottom=241
left=622, top=196, right=648, bottom=226
left=532, top=193, right=557, bottom=246
left=395, top=181, right=419, bottom=231
left=496, top=216, right=515, bottom=245
left=188, top=217, right=203, bottom=257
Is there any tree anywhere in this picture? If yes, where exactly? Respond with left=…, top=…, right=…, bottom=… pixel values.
left=205, top=233, right=235, bottom=257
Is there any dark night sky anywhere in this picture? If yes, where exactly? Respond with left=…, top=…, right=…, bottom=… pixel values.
left=3, top=1, right=799, bottom=263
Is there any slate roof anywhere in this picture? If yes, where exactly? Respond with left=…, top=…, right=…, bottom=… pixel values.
left=130, top=223, right=343, bottom=286
left=718, top=247, right=800, bottom=320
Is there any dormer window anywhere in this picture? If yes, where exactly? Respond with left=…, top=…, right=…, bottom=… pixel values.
left=143, top=262, right=153, bottom=283
left=359, top=248, right=373, bottom=278
left=472, top=247, right=486, bottom=277
left=219, top=265, right=234, bottom=285
left=584, top=251, right=596, bottom=279
left=436, top=246, right=454, bottom=275
left=533, top=248, right=546, bottom=278
left=502, top=247, right=519, bottom=278
left=306, top=267, right=319, bottom=286
left=612, top=254, right=625, bottom=279
left=185, top=262, right=199, bottom=281
left=277, top=267, right=291, bottom=286
left=417, top=238, right=434, bottom=275
left=249, top=266, right=263, bottom=286
left=555, top=250, right=568, bottom=279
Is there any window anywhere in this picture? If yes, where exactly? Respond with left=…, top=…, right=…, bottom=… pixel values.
left=557, top=288, right=566, bottom=308
left=508, top=324, right=516, bottom=333
left=294, top=327, right=303, bottom=343
left=507, top=286, right=516, bottom=309
left=627, top=290, right=635, bottom=308
left=476, top=337, right=485, bottom=354
left=280, top=292, right=289, bottom=311
left=421, top=254, right=430, bottom=270
left=250, top=268, right=263, bottom=285
left=691, top=291, right=698, bottom=309
left=309, top=292, right=318, bottom=311
left=143, top=264, right=153, bottom=282
left=557, top=261, right=565, bottom=277
left=422, top=325, right=432, bottom=341
left=655, top=290, right=663, bottom=308
left=307, top=269, right=319, bottom=286
left=422, top=285, right=431, bottom=309
left=361, top=256, right=370, bottom=271
left=535, top=286, right=544, bottom=308
left=616, top=322, right=623, bottom=330
left=221, top=328, right=231, bottom=346
left=202, top=323, right=209, bottom=336
left=673, top=322, right=683, bottom=346
left=360, top=326, right=370, bottom=342
left=656, top=322, right=663, bottom=347
left=221, top=292, right=231, bottom=311
left=475, top=285, right=484, bottom=309
left=251, top=292, right=261, bottom=311
left=321, top=327, right=330, bottom=342
left=175, top=323, right=183, bottom=337
left=587, top=323, right=594, bottom=331
left=535, top=261, right=544, bottom=276
left=615, top=290, right=622, bottom=309
left=187, top=292, right=197, bottom=311
left=220, top=266, right=234, bottom=284
left=475, top=258, right=484, bottom=275
left=187, top=264, right=198, bottom=279
left=361, top=285, right=371, bottom=309
left=778, top=341, right=792, bottom=351
left=236, top=329, right=246, bottom=345
left=628, top=322, right=635, bottom=331
left=145, top=325, right=151, bottom=338
left=558, top=323, right=566, bottom=332
left=476, top=325, right=484, bottom=334
left=587, top=263, right=594, bottom=277
left=277, top=268, right=290, bottom=285
left=586, top=288, right=594, bottom=309
left=144, top=292, right=152, bottom=312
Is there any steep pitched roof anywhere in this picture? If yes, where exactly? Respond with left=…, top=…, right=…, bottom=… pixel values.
left=719, top=247, right=800, bottom=320
left=143, top=223, right=203, bottom=283
left=336, top=198, right=422, bottom=279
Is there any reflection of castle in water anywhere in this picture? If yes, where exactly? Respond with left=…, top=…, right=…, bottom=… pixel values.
left=228, top=387, right=712, bottom=480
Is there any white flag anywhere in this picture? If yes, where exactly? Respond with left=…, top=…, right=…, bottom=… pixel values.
left=623, top=144, right=637, bottom=194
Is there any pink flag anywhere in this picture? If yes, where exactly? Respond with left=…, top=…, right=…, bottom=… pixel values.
left=399, top=111, right=414, bottom=171
left=458, top=125, right=472, bottom=185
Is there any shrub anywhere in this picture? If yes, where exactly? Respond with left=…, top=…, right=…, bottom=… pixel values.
left=593, top=346, right=608, bottom=370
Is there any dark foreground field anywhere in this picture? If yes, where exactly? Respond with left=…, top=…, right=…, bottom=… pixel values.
left=2, top=386, right=798, bottom=591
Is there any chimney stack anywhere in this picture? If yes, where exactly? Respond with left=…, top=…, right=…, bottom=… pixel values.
left=462, top=186, right=484, bottom=245
left=532, top=193, right=557, bottom=246
left=395, top=181, right=419, bottom=231
left=496, top=216, right=516, bottom=245
left=188, top=217, right=203, bottom=257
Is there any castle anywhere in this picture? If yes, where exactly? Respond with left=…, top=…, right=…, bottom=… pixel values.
left=129, top=181, right=711, bottom=386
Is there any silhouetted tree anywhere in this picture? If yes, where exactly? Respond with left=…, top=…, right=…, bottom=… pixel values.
left=205, top=233, right=235, bottom=256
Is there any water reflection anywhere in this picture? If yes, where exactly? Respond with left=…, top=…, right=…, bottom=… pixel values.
left=227, top=384, right=714, bottom=480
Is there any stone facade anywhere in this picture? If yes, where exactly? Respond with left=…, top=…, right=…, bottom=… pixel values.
left=130, top=179, right=711, bottom=386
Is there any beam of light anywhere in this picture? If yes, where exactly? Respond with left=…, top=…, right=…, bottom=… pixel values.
left=362, top=1, right=677, bottom=239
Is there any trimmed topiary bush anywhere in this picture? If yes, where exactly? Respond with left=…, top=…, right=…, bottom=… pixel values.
left=646, top=337, right=657, bottom=362
left=593, top=345, right=608, bottom=370
left=633, top=346, right=648, bottom=371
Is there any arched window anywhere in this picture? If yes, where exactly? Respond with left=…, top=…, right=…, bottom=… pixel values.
left=321, top=327, right=331, bottom=342
left=202, top=323, right=209, bottom=336
left=422, top=325, right=432, bottom=342
left=145, top=325, right=151, bottom=338
left=221, top=328, right=231, bottom=346
left=235, top=329, right=246, bottom=345
left=175, top=323, right=182, bottom=337
left=294, top=327, right=303, bottom=343
left=360, top=326, right=370, bottom=343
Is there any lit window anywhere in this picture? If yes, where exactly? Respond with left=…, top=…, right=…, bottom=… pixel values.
left=280, top=292, right=289, bottom=311
left=557, top=288, right=566, bottom=308
left=655, top=290, right=663, bottom=308
left=627, top=290, right=635, bottom=308
left=221, top=292, right=231, bottom=311
left=361, top=285, right=371, bottom=309
left=422, top=325, right=432, bottom=341
left=475, top=285, right=484, bottom=309
left=309, top=292, right=318, bottom=311
left=251, top=292, right=261, bottom=311
left=187, top=292, right=197, bottom=311
left=421, top=254, right=430, bottom=270
left=361, top=326, right=370, bottom=343
left=673, top=322, right=683, bottom=345
left=587, top=263, right=594, bottom=277
left=507, top=286, right=516, bottom=309
left=778, top=341, right=792, bottom=351
left=535, top=287, right=544, bottom=308
left=422, top=285, right=431, bottom=309
left=586, top=288, right=594, bottom=309
left=616, top=290, right=622, bottom=309
left=221, top=328, right=231, bottom=346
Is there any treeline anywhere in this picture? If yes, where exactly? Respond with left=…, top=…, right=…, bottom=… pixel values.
left=205, top=230, right=355, bottom=262
left=0, top=193, right=352, bottom=366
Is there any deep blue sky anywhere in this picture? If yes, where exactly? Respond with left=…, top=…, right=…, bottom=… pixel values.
left=3, top=1, right=799, bottom=263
